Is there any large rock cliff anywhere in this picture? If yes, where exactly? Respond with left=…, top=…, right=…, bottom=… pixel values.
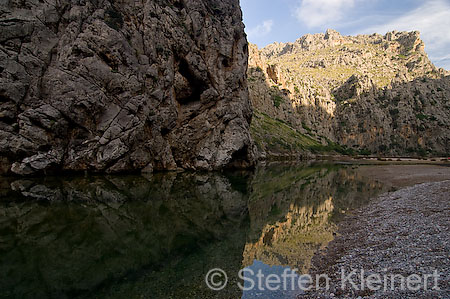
left=249, top=29, right=450, bottom=157
left=0, top=0, right=255, bottom=175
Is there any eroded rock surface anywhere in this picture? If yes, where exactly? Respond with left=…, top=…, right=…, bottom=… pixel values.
left=0, top=0, right=255, bottom=175
left=249, top=30, right=450, bottom=157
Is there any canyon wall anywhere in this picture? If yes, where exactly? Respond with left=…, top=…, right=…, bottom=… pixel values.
left=0, top=0, right=255, bottom=175
left=249, top=29, right=450, bottom=157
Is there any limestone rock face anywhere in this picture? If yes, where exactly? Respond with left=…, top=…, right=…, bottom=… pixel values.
left=248, top=30, right=450, bottom=156
left=0, top=0, right=255, bottom=175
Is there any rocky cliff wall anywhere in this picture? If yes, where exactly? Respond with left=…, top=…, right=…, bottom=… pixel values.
left=0, top=0, right=255, bottom=175
left=249, top=30, right=450, bottom=157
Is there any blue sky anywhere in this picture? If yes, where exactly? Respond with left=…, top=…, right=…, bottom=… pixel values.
left=241, top=0, right=450, bottom=70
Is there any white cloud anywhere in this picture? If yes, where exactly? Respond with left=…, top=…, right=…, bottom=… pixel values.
left=295, top=0, right=356, bottom=28
left=247, top=20, right=274, bottom=40
left=362, top=0, right=450, bottom=70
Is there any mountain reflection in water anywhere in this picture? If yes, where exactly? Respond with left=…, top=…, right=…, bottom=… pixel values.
left=0, top=163, right=385, bottom=298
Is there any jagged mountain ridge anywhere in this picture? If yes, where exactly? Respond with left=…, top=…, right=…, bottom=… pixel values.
left=248, top=29, right=450, bottom=157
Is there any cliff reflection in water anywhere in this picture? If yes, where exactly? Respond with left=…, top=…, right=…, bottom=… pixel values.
left=244, top=164, right=384, bottom=275
left=0, top=163, right=385, bottom=298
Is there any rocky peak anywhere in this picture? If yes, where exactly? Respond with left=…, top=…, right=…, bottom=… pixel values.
left=324, top=28, right=344, bottom=47
left=383, top=30, right=425, bottom=55
left=248, top=43, right=266, bottom=70
left=324, top=29, right=341, bottom=40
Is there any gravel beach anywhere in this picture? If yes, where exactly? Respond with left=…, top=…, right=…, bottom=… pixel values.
left=301, top=165, right=450, bottom=298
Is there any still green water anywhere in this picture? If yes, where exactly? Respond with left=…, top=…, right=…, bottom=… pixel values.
left=0, top=163, right=385, bottom=298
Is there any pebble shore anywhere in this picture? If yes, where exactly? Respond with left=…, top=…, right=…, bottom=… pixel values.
left=303, top=180, right=450, bottom=298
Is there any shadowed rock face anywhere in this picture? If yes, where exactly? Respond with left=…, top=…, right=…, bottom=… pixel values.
left=0, top=0, right=255, bottom=175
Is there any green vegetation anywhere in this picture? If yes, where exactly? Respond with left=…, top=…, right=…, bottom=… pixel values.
left=389, top=108, right=400, bottom=117
left=272, top=94, right=284, bottom=108
left=358, top=148, right=372, bottom=156
left=378, top=144, right=388, bottom=152
left=251, top=111, right=354, bottom=157
left=416, top=147, right=428, bottom=157
left=416, top=113, right=427, bottom=120
left=251, top=112, right=320, bottom=153
left=301, top=122, right=312, bottom=132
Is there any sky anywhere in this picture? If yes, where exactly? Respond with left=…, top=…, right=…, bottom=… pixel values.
left=241, top=0, right=450, bottom=70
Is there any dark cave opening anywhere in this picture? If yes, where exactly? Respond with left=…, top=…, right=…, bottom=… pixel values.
left=174, top=57, right=207, bottom=104
left=225, top=145, right=253, bottom=169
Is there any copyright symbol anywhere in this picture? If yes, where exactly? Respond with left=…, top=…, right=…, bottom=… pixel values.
left=205, top=268, right=228, bottom=291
